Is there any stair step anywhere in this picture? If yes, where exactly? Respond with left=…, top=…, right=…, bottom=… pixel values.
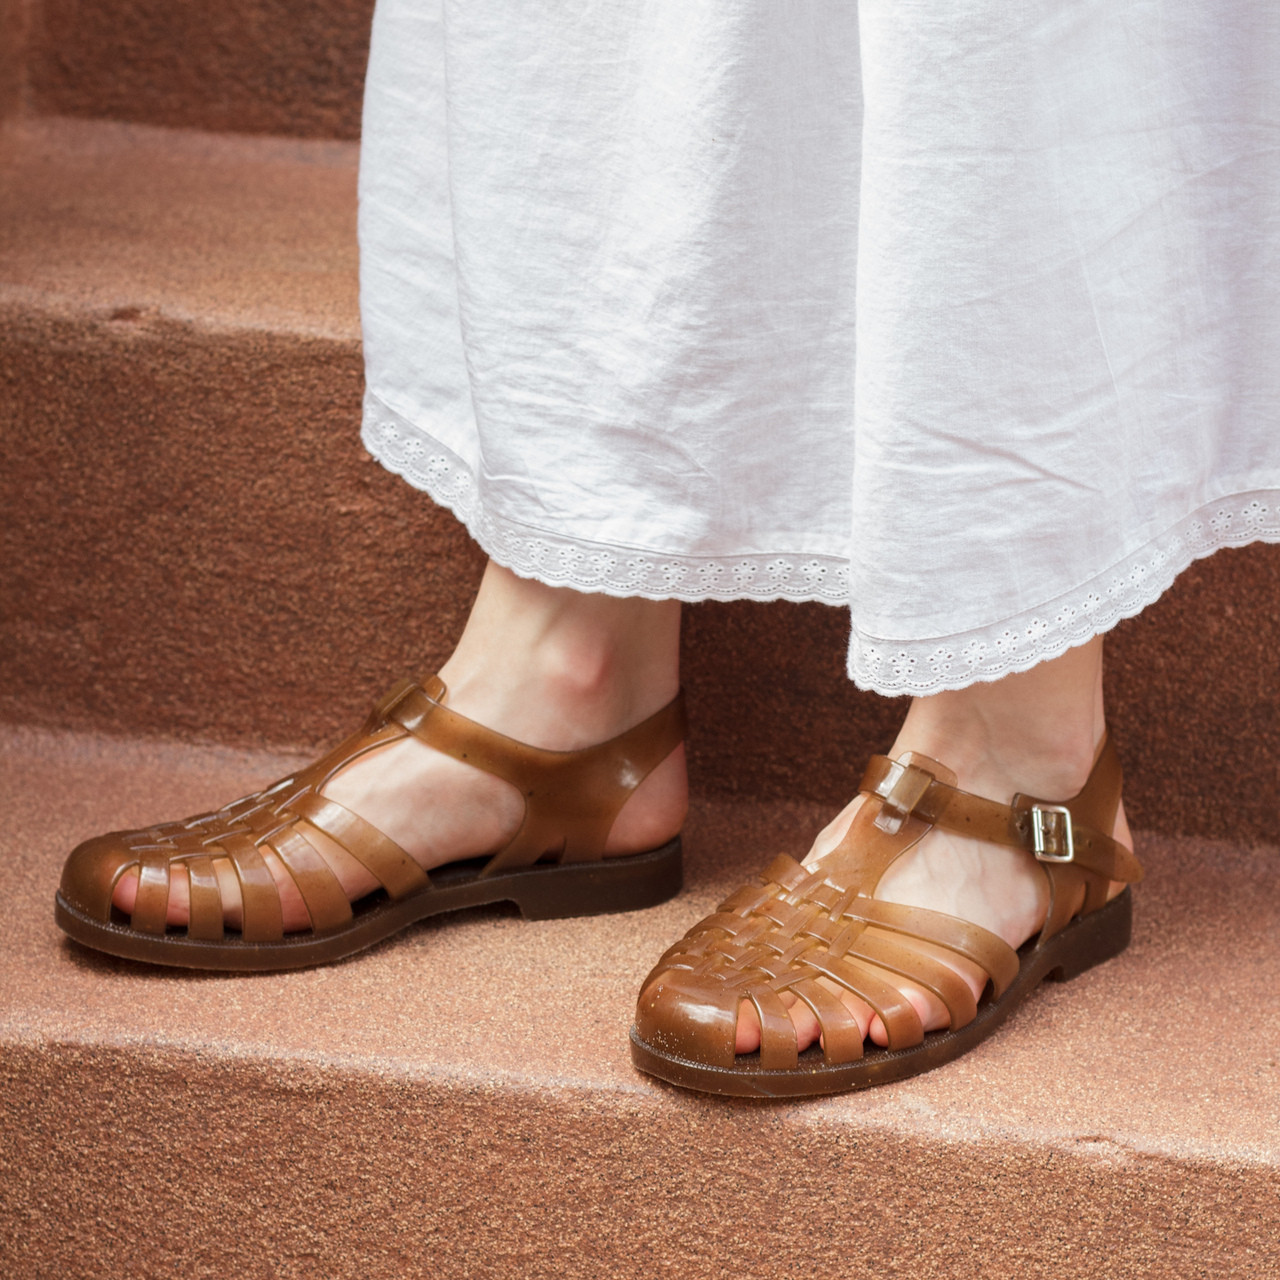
left=21, top=0, right=372, bottom=138
left=3, top=724, right=1278, bottom=1277
left=0, top=116, right=359, bottom=333
left=0, top=0, right=25, bottom=121
left=3, top=116, right=1279, bottom=845
left=0, top=114, right=476, bottom=760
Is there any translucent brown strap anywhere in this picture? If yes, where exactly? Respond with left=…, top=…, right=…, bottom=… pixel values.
left=853, top=897, right=1021, bottom=996
left=132, top=852, right=170, bottom=935
left=268, top=826, right=354, bottom=933
left=804, top=950, right=925, bottom=1049
left=853, top=930, right=979, bottom=1028
left=185, top=854, right=225, bottom=941
left=220, top=832, right=284, bottom=943
left=751, top=987, right=800, bottom=1070
left=792, top=978, right=865, bottom=1065
left=859, top=733, right=1143, bottom=885
left=290, top=791, right=429, bottom=899
left=386, top=676, right=687, bottom=874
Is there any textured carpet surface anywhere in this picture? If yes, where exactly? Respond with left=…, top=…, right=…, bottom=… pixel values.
left=25, top=0, right=373, bottom=138
left=3, top=726, right=1278, bottom=1278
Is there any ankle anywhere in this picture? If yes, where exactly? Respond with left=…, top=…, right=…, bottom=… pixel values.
left=444, top=635, right=653, bottom=723
left=892, top=639, right=1107, bottom=803
left=436, top=563, right=681, bottom=746
left=897, top=720, right=1103, bottom=803
left=519, top=626, right=665, bottom=710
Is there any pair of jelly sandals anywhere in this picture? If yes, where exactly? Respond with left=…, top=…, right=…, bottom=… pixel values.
left=55, top=675, right=1142, bottom=1097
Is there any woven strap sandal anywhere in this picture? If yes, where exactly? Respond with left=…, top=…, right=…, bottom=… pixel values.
left=631, top=734, right=1143, bottom=1097
left=56, top=675, right=686, bottom=970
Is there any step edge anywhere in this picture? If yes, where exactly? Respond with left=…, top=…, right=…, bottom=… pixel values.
left=0, top=280, right=362, bottom=344
left=1, top=111, right=361, bottom=171
left=3, top=1021, right=1275, bottom=1171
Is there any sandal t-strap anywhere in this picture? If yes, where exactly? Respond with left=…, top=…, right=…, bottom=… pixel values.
left=55, top=675, right=686, bottom=970
left=631, top=734, right=1142, bottom=1097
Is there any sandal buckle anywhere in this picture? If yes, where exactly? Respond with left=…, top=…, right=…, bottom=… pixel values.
left=1030, top=804, right=1075, bottom=863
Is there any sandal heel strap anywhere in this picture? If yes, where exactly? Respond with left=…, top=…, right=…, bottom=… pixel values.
left=387, top=677, right=687, bottom=872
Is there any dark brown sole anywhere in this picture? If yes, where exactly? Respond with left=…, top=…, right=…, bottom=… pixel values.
left=629, top=888, right=1132, bottom=1098
left=55, top=836, right=682, bottom=972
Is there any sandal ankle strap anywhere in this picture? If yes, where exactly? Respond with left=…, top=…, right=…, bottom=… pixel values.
left=859, top=733, right=1143, bottom=885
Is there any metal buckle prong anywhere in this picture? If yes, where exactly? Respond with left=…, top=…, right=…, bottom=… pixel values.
left=1030, top=803, right=1075, bottom=863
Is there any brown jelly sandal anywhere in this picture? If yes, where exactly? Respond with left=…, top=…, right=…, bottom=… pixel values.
left=631, top=734, right=1142, bottom=1097
left=56, top=675, right=686, bottom=970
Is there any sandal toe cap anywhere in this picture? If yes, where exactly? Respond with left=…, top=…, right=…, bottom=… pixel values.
left=635, top=969, right=740, bottom=1068
left=59, top=832, right=139, bottom=921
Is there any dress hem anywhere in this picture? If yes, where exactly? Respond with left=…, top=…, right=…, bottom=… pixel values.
left=363, top=390, right=1280, bottom=697
left=846, top=492, right=1280, bottom=695
left=362, top=390, right=852, bottom=605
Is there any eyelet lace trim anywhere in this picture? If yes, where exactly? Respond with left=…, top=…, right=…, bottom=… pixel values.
left=849, top=493, right=1280, bottom=695
left=365, top=391, right=1279, bottom=695
left=362, top=392, right=850, bottom=603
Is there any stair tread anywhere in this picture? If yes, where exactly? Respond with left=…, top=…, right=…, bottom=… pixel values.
left=5, top=721, right=1278, bottom=1168
left=0, top=116, right=358, bottom=339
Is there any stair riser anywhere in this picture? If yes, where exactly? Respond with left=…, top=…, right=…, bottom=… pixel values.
left=0, top=0, right=29, bottom=118
left=3, top=301, right=1278, bottom=841
left=2, top=1043, right=1274, bottom=1280
left=0, top=301, right=477, bottom=750
left=27, top=0, right=372, bottom=138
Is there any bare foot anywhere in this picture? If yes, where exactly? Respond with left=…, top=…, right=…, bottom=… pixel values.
left=111, top=564, right=687, bottom=932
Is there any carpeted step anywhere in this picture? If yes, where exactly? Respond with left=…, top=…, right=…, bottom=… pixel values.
left=0, top=115, right=478, bottom=766
left=2, top=725, right=1277, bottom=1279
left=0, top=0, right=27, bottom=121
left=2, top=115, right=1278, bottom=844
left=18, top=0, right=372, bottom=138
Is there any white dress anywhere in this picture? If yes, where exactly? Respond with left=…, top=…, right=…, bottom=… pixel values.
left=358, top=0, right=1280, bottom=697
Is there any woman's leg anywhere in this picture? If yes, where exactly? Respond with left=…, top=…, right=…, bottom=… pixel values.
left=112, top=561, right=688, bottom=930
left=731, top=636, right=1130, bottom=1052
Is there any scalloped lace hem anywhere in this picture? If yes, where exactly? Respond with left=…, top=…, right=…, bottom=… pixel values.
left=363, top=393, right=1278, bottom=695
left=362, top=392, right=851, bottom=603
left=848, top=492, right=1280, bottom=695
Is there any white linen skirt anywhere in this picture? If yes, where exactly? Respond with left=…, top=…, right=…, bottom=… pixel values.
left=358, top=0, right=1280, bottom=696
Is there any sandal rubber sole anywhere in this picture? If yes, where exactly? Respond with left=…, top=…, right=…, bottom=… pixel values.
left=629, top=886, right=1131, bottom=1098
left=55, top=836, right=682, bottom=972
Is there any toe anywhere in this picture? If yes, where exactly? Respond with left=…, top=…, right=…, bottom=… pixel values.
left=113, top=865, right=138, bottom=914
left=783, top=994, right=822, bottom=1053
left=733, top=991, right=831, bottom=1058
left=110, top=861, right=197, bottom=929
